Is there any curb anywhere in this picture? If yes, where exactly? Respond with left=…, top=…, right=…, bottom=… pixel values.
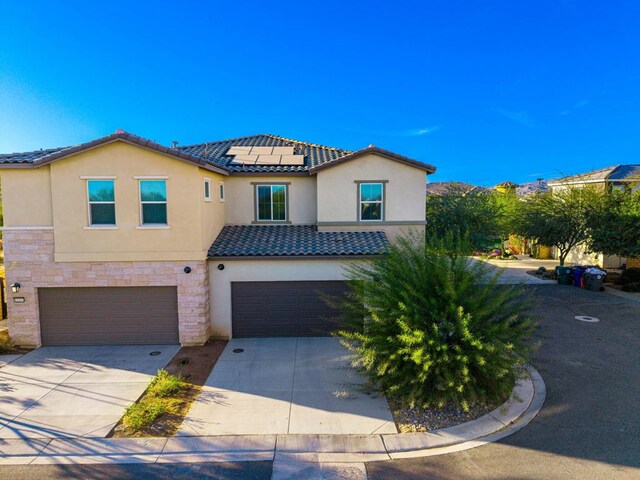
left=0, top=367, right=545, bottom=465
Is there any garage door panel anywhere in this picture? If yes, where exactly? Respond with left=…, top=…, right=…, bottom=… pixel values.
left=39, top=287, right=179, bottom=346
left=231, top=281, right=348, bottom=337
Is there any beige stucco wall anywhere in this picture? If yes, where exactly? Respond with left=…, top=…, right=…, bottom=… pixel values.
left=35, top=140, right=225, bottom=262
left=201, top=174, right=226, bottom=251
left=557, top=244, right=625, bottom=269
left=1, top=167, right=53, bottom=226
left=209, top=258, right=363, bottom=338
left=316, top=154, right=427, bottom=224
left=224, top=175, right=317, bottom=225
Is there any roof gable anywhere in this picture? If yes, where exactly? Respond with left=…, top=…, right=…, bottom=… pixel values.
left=308, top=145, right=436, bottom=174
left=0, top=131, right=228, bottom=175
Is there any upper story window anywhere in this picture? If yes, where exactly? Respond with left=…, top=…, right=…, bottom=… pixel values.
left=219, top=182, right=225, bottom=202
left=87, top=180, right=116, bottom=225
left=359, top=182, right=384, bottom=221
left=204, top=178, right=212, bottom=201
left=256, top=184, right=287, bottom=222
left=140, top=180, right=168, bottom=225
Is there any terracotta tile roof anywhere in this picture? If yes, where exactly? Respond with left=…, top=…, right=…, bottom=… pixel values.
left=208, top=225, right=389, bottom=258
left=0, top=131, right=436, bottom=175
left=548, top=165, right=640, bottom=185
left=178, top=133, right=352, bottom=174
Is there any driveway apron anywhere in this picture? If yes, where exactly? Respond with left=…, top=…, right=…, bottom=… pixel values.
left=179, top=337, right=397, bottom=436
left=0, top=345, right=179, bottom=439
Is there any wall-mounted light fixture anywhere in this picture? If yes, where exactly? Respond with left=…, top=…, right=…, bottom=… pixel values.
left=10, top=282, right=21, bottom=294
left=183, top=266, right=192, bottom=274
left=217, top=264, right=225, bottom=271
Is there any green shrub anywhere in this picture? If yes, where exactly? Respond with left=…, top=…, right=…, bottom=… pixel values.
left=123, top=400, right=166, bottom=431
left=147, top=369, right=183, bottom=398
left=335, top=232, right=535, bottom=411
left=622, top=281, right=640, bottom=292
left=619, top=268, right=640, bottom=285
left=0, top=337, right=12, bottom=354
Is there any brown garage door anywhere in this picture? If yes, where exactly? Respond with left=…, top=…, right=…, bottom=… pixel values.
left=231, top=281, right=349, bottom=337
left=39, top=287, right=179, bottom=346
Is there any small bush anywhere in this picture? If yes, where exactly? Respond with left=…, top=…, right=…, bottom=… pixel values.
left=622, top=281, right=640, bottom=292
left=335, top=232, right=535, bottom=411
left=123, top=400, right=166, bottom=431
left=0, top=338, right=13, bottom=354
left=147, top=369, right=183, bottom=398
left=619, top=268, right=640, bottom=285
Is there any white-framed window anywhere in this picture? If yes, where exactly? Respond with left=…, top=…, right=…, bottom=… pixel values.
left=139, top=179, right=168, bottom=225
left=87, top=179, right=116, bottom=225
left=359, top=183, right=384, bottom=221
left=256, top=184, right=287, bottom=221
left=204, top=178, right=212, bottom=201
left=219, top=181, right=225, bottom=202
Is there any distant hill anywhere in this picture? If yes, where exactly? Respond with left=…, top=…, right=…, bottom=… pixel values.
left=517, top=180, right=549, bottom=196
left=426, top=180, right=549, bottom=196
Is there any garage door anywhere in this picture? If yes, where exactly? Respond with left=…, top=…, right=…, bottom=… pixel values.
left=231, top=281, right=349, bottom=337
left=39, top=287, right=179, bottom=346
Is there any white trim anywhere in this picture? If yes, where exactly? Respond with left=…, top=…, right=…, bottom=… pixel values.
left=133, top=175, right=170, bottom=180
left=0, top=226, right=53, bottom=231
left=359, top=182, right=384, bottom=222
left=204, top=177, right=212, bottom=202
left=79, top=175, right=117, bottom=180
left=86, top=179, right=116, bottom=227
left=138, top=179, right=169, bottom=226
left=219, top=181, right=225, bottom=202
left=82, top=226, right=119, bottom=230
left=256, top=184, right=287, bottom=222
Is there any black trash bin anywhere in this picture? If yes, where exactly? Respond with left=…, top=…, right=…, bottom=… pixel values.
left=584, top=268, right=607, bottom=292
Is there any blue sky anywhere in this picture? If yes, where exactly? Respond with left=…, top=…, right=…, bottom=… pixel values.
left=1, top=1, right=639, bottom=186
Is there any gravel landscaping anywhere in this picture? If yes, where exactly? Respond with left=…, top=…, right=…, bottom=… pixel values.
left=388, top=395, right=506, bottom=433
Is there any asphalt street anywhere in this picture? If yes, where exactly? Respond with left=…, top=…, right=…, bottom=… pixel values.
left=366, top=285, right=640, bottom=480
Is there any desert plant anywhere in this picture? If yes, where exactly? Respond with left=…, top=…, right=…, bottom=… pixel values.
left=618, top=268, right=640, bottom=285
left=147, top=369, right=183, bottom=398
left=122, top=400, right=166, bottom=431
left=335, top=232, right=535, bottom=411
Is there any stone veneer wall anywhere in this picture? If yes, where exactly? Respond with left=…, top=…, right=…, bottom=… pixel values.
left=3, top=229, right=210, bottom=348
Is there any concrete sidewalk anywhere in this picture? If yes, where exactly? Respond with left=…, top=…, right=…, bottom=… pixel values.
left=0, top=367, right=542, bottom=467
left=477, top=255, right=557, bottom=284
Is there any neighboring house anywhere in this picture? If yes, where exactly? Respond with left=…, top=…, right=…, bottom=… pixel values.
left=547, top=164, right=640, bottom=268
left=0, top=130, right=435, bottom=348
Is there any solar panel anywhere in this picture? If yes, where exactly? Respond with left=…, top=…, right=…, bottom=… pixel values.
left=232, top=154, right=259, bottom=164
left=227, top=146, right=252, bottom=156
left=255, top=155, right=281, bottom=165
left=272, top=146, right=295, bottom=155
left=280, top=155, right=305, bottom=165
left=250, top=146, right=273, bottom=155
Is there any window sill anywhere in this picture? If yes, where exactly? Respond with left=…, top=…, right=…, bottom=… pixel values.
left=136, top=225, right=171, bottom=230
left=83, top=226, right=119, bottom=230
left=204, top=198, right=212, bottom=203
left=251, top=220, right=292, bottom=225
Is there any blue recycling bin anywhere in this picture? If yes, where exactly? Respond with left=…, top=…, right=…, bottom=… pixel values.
left=571, top=266, right=587, bottom=287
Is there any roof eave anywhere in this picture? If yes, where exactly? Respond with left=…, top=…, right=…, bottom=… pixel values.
left=308, top=146, right=436, bottom=174
left=5, top=132, right=229, bottom=175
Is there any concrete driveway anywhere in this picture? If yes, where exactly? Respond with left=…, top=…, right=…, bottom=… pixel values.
left=0, top=345, right=179, bottom=439
left=179, top=337, right=397, bottom=436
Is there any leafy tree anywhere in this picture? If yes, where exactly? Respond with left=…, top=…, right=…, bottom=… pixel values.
left=513, top=187, right=599, bottom=265
left=335, top=233, right=535, bottom=410
left=425, top=187, right=501, bottom=250
left=587, top=190, right=640, bottom=258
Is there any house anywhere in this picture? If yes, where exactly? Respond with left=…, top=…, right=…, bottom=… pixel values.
left=547, top=164, right=640, bottom=268
left=0, top=131, right=435, bottom=348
